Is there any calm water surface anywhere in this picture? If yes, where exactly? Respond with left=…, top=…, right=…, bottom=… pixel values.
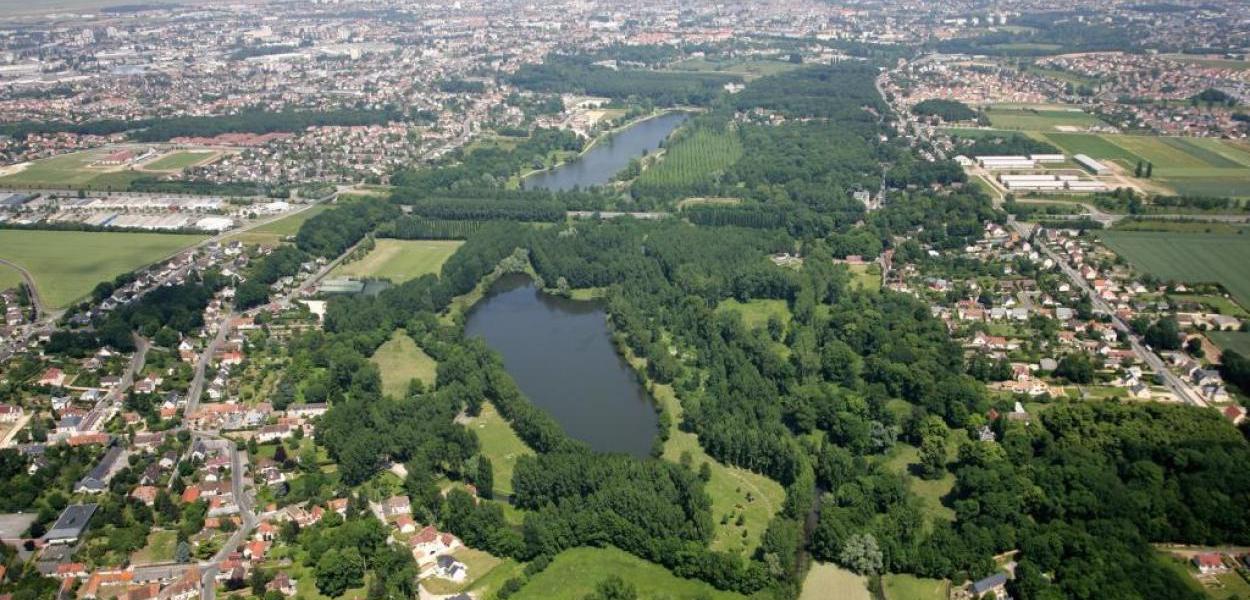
left=523, top=111, right=690, bottom=191
left=463, top=274, right=657, bottom=456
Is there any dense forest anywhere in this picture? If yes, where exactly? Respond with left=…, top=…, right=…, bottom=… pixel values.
left=0, top=108, right=406, bottom=142
left=911, top=99, right=978, bottom=122
left=509, top=54, right=740, bottom=106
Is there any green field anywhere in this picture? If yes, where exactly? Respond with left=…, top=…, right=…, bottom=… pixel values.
left=801, top=562, right=870, bottom=600
left=132, top=530, right=177, bottom=564
left=0, top=264, right=23, bottom=292
left=1210, top=332, right=1250, bottom=357
left=1040, top=133, right=1250, bottom=196
left=883, top=573, right=950, bottom=600
left=634, top=127, right=743, bottom=194
left=227, top=205, right=330, bottom=245
left=1043, top=132, right=1143, bottom=165
left=143, top=150, right=217, bottom=171
left=986, top=107, right=1105, bottom=131
left=881, top=439, right=958, bottom=526
left=332, top=239, right=463, bottom=283
left=513, top=546, right=746, bottom=600
left=370, top=330, right=438, bottom=398
left=668, top=58, right=800, bottom=81
left=715, top=298, right=792, bottom=330
left=848, top=263, right=883, bottom=291
left=1099, top=231, right=1250, bottom=309
left=0, top=230, right=203, bottom=308
left=469, top=402, right=535, bottom=499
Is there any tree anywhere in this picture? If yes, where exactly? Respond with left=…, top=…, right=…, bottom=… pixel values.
left=839, top=532, right=884, bottom=575
left=1134, top=160, right=1143, bottom=178
left=1145, top=162, right=1153, bottom=178
left=175, top=540, right=190, bottom=564
left=1055, top=352, right=1095, bottom=384
left=476, top=455, right=494, bottom=499
left=583, top=575, right=638, bottom=600
left=1145, top=317, right=1182, bottom=350
left=315, top=547, right=365, bottom=597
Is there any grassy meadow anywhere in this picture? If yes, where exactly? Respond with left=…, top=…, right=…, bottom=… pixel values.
left=0, top=230, right=203, bottom=308
left=226, top=205, right=330, bottom=245
left=370, top=330, right=438, bottom=398
left=512, top=546, right=746, bottom=600
left=331, top=239, right=463, bottom=283
left=0, top=149, right=143, bottom=190
left=468, top=402, right=535, bottom=499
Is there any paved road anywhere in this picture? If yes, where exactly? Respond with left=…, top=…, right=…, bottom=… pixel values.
left=1010, top=217, right=1208, bottom=408
left=200, top=437, right=256, bottom=600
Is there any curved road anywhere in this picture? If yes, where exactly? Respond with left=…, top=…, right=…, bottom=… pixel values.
left=0, top=257, right=46, bottom=319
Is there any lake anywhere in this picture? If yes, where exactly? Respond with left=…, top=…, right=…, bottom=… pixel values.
left=523, top=111, right=690, bottom=191
left=463, top=273, right=658, bottom=456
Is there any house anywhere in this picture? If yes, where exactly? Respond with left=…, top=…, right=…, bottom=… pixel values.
left=411, top=526, right=462, bottom=565
left=76, top=446, right=125, bottom=494
left=1224, top=405, right=1247, bottom=426
left=157, top=566, right=200, bottom=600
left=286, top=403, right=328, bottom=419
left=977, top=425, right=996, bottom=442
left=394, top=514, right=417, bottom=534
left=267, top=572, right=297, bottom=596
left=970, top=572, right=1009, bottom=599
left=0, top=404, right=22, bottom=423
left=1193, top=553, right=1228, bottom=574
left=433, top=555, right=468, bottom=583
left=130, top=485, right=158, bottom=506
left=39, top=367, right=66, bottom=387
left=54, top=562, right=88, bottom=580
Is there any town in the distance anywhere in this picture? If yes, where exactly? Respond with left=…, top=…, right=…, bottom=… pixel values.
left=0, top=1, right=1248, bottom=599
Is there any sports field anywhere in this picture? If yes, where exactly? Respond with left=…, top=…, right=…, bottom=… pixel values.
left=143, top=150, right=217, bottom=172
left=370, top=330, right=437, bottom=398
left=0, top=230, right=204, bottom=308
left=512, top=546, right=746, bottom=600
left=331, top=239, right=463, bottom=283
left=0, top=149, right=143, bottom=190
left=986, top=106, right=1106, bottom=131
left=1099, top=231, right=1250, bottom=308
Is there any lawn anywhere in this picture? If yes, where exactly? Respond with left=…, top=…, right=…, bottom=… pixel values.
left=132, top=530, right=177, bottom=564
left=512, top=546, right=746, bottom=600
left=883, top=573, right=950, bottom=600
left=331, top=239, right=463, bottom=283
left=0, top=263, right=23, bottom=292
left=1169, top=294, right=1250, bottom=318
left=985, top=107, right=1105, bottom=131
left=421, top=548, right=508, bottom=595
left=879, top=431, right=965, bottom=527
left=0, top=149, right=145, bottom=190
left=848, top=263, right=883, bottom=291
left=226, top=204, right=330, bottom=245
left=1209, top=332, right=1250, bottom=357
left=370, top=330, right=438, bottom=398
left=801, top=562, right=870, bottom=600
left=715, top=298, right=792, bottom=330
left=143, top=150, right=217, bottom=171
left=1098, top=231, right=1250, bottom=309
left=0, top=230, right=204, bottom=308
left=468, top=402, right=535, bottom=499
left=651, top=381, right=784, bottom=555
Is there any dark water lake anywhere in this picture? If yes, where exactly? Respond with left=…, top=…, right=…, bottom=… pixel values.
left=463, top=274, right=657, bottom=456
left=522, top=111, right=690, bottom=191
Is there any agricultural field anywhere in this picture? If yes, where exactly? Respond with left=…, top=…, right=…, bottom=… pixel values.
left=468, top=402, right=535, bottom=499
left=331, top=239, right=463, bottom=283
left=1099, top=231, right=1250, bottom=309
left=0, top=230, right=204, bottom=308
left=370, top=330, right=437, bottom=399
left=985, top=106, right=1106, bottom=131
left=0, top=149, right=143, bottom=190
left=142, top=150, right=217, bottom=171
left=226, top=204, right=330, bottom=245
left=1209, top=332, right=1250, bottom=357
left=883, top=573, right=951, bottom=600
left=633, top=127, right=743, bottom=197
left=512, top=546, right=747, bottom=600
left=801, top=562, right=871, bottom=600
left=0, top=264, right=23, bottom=292
left=1040, top=133, right=1250, bottom=197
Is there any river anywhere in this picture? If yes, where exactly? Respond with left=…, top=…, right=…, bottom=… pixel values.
left=463, top=273, right=658, bottom=456
left=522, top=111, right=690, bottom=191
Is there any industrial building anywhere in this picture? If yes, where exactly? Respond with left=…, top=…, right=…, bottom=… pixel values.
left=976, top=155, right=1037, bottom=170
left=45, top=504, right=98, bottom=545
left=1074, top=154, right=1112, bottom=175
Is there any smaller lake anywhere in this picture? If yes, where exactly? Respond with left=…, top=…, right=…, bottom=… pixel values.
left=463, top=274, right=658, bottom=456
left=523, top=111, right=690, bottom=192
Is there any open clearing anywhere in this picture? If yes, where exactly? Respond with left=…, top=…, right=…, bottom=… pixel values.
left=848, top=263, right=883, bottom=291
left=513, top=546, right=746, bottom=600
left=143, top=150, right=218, bottom=172
left=0, top=230, right=203, bottom=308
left=715, top=298, right=792, bottom=330
left=0, top=149, right=143, bottom=190
left=469, top=402, right=535, bottom=499
left=801, top=562, right=871, bottom=600
left=132, top=530, right=177, bottom=564
left=370, top=330, right=437, bottom=398
left=668, top=58, right=801, bottom=81
left=883, top=573, right=951, bottom=600
left=331, top=239, right=462, bottom=283
left=1099, top=231, right=1250, bottom=309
